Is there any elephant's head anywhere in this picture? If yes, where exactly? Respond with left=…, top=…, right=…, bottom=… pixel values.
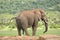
left=40, top=9, right=48, bottom=33
left=34, top=9, right=48, bottom=33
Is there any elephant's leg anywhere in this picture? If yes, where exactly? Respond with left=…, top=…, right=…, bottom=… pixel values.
left=17, top=27, right=21, bottom=36
left=21, top=27, right=25, bottom=35
left=16, top=19, right=22, bottom=36
left=32, top=25, right=37, bottom=36
left=22, top=24, right=29, bottom=36
left=23, top=28, right=29, bottom=36
left=16, top=23, right=22, bottom=36
left=32, top=18, right=38, bottom=36
left=32, top=22, right=38, bottom=36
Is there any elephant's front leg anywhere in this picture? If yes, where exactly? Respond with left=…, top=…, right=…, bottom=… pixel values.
left=32, top=25, right=38, bottom=36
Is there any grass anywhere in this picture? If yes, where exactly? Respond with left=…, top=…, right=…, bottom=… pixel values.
left=0, top=28, right=60, bottom=36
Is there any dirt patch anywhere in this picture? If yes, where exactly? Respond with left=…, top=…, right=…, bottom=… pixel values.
left=38, top=34, right=60, bottom=40
left=0, top=36, right=39, bottom=40
left=0, top=34, right=60, bottom=40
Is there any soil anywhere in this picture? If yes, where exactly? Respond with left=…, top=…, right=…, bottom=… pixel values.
left=0, top=34, right=60, bottom=40
left=0, top=36, right=39, bottom=40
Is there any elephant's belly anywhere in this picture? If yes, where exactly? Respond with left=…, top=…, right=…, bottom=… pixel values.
left=28, top=21, right=34, bottom=27
left=27, top=15, right=34, bottom=27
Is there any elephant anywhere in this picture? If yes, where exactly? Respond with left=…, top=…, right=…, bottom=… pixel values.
left=11, top=9, right=48, bottom=36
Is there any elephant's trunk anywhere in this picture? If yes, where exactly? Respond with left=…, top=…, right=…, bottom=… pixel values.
left=43, top=21, right=48, bottom=33
left=41, top=17, right=48, bottom=33
left=40, top=9, right=48, bottom=33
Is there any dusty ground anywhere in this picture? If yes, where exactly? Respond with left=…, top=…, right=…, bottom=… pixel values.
left=0, top=36, right=39, bottom=40
left=0, top=34, right=60, bottom=40
left=38, top=34, right=60, bottom=40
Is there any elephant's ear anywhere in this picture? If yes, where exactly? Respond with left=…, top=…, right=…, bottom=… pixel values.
left=40, top=9, right=47, bottom=21
left=34, top=10, right=41, bottom=21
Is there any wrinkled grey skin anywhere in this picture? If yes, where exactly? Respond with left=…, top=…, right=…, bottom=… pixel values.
left=11, top=9, right=48, bottom=36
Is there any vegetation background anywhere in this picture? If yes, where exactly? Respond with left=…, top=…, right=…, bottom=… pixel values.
left=0, top=0, right=60, bottom=36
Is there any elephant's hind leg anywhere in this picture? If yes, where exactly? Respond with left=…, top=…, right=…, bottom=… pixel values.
left=17, top=27, right=21, bottom=36
left=16, top=19, right=22, bottom=36
left=22, top=23, right=29, bottom=36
